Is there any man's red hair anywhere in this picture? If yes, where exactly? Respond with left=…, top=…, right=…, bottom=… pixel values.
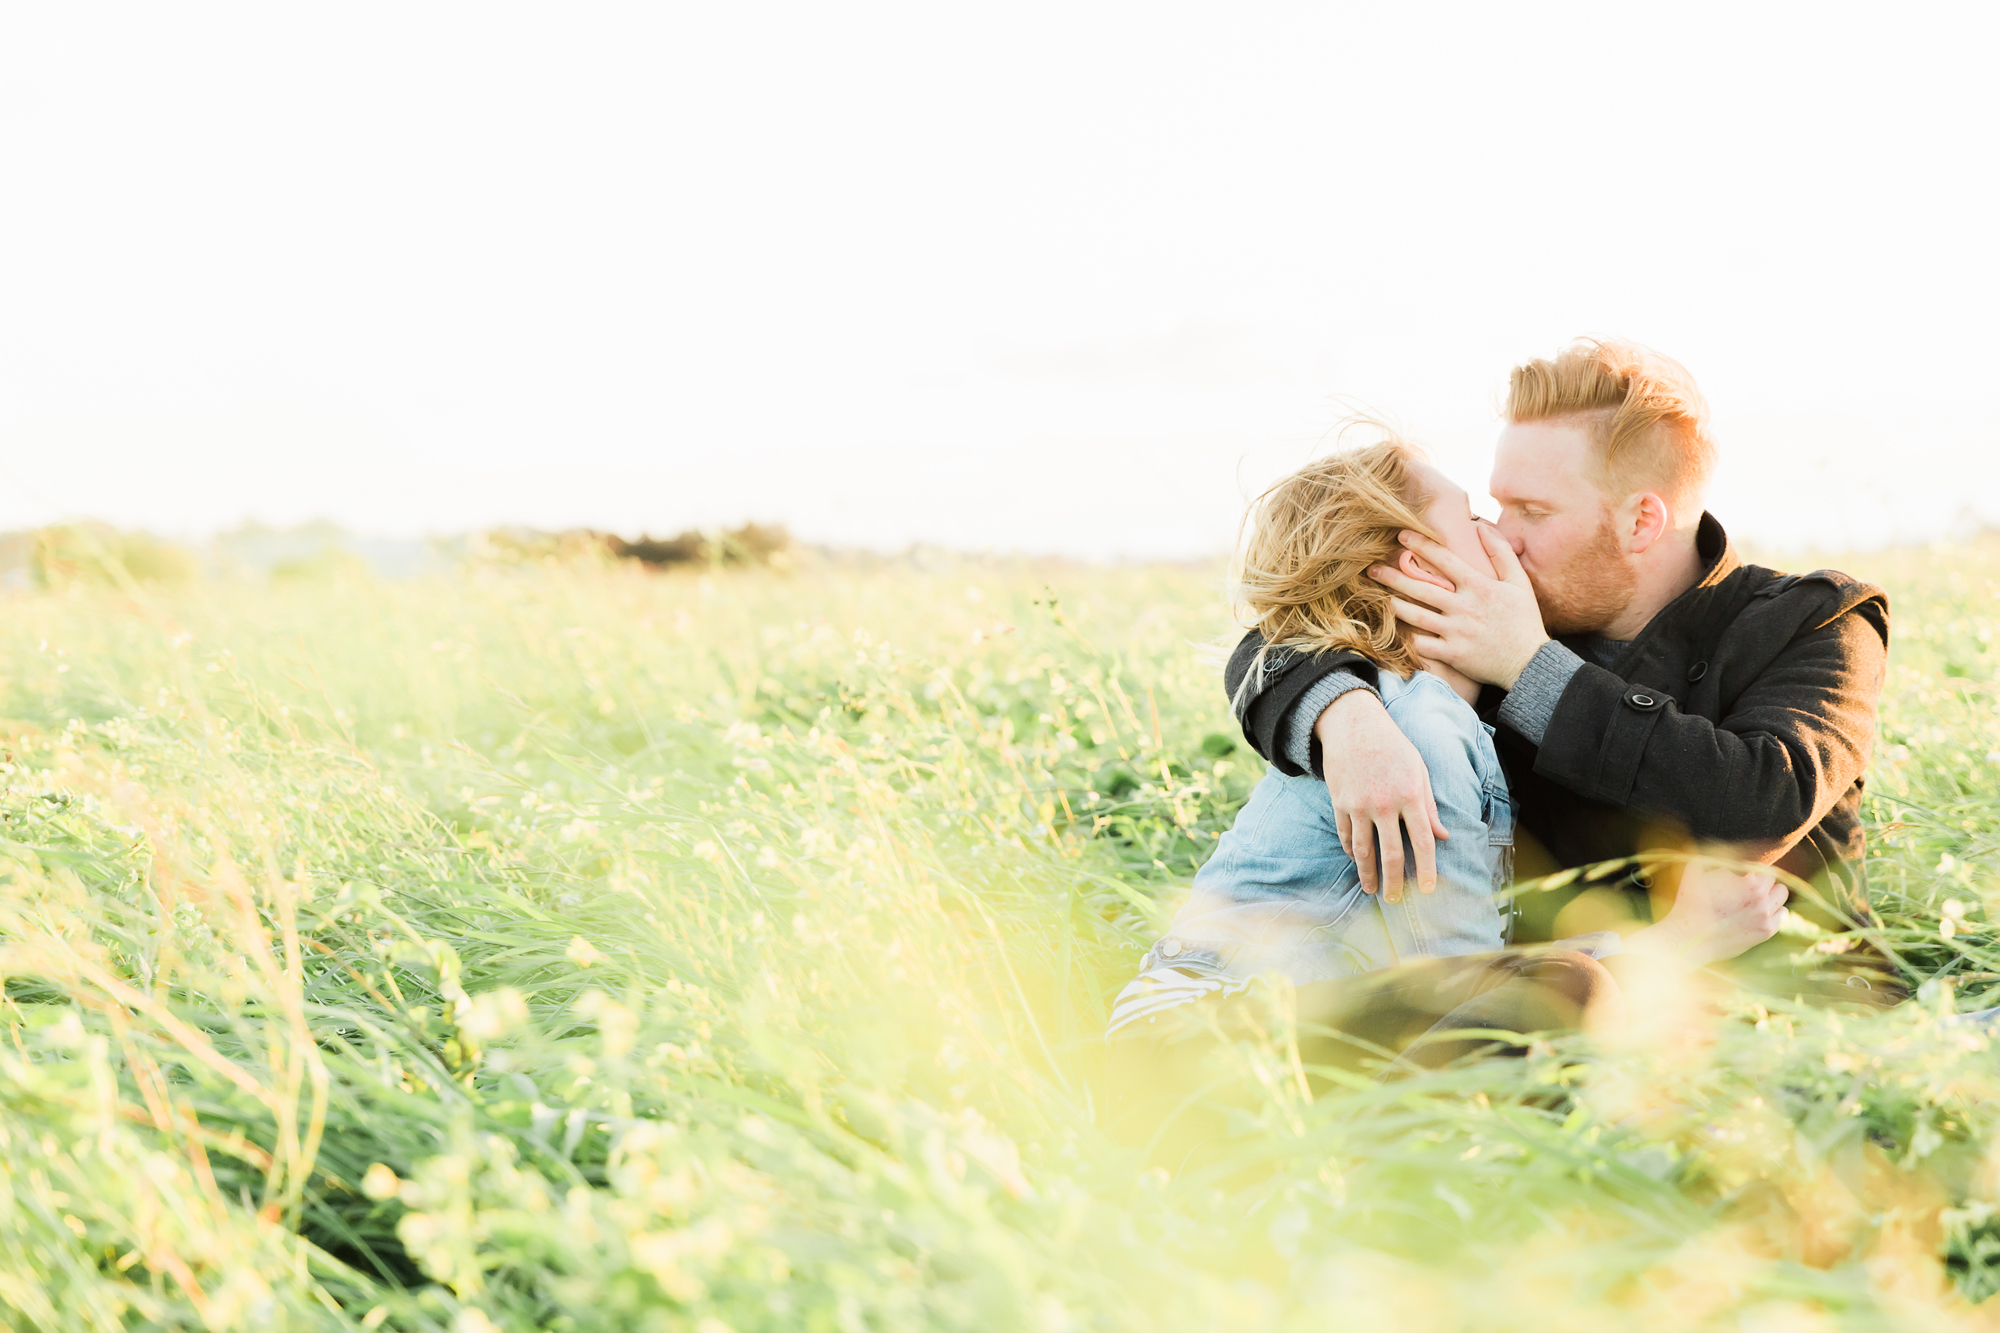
left=1506, top=338, right=1716, bottom=510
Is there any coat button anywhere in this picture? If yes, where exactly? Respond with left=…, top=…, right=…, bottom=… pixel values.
left=1687, top=661, right=1708, bottom=682
left=1161, top=940, right=1183, bottom=958
left=1623, top=686, right=1666, bottom=712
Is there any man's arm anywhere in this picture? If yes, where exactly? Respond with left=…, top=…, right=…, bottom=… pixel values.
left=1225, top=630, right=1376, bottom=774
left=1369, top=527, right=1889, bottom=856
left=1532, top=602, right=1887, bottom=850
left=1314, top=692, right=1449, bottom=897
left=1494, top=641, right=1587, bottom=744
left=1279, top=670, right=1378, bottom=772
left=1224, top=630, right=1446, bottom=895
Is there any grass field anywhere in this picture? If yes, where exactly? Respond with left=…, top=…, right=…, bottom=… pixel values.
left=6, top=537, right=2000, bottom=1332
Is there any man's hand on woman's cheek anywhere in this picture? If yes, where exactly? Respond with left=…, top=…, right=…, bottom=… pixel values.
left=1369, top=526, right=1549, bottom=688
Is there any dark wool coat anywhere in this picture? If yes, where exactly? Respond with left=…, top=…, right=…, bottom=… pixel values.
left=1225, top=514, right=1894, bottom=995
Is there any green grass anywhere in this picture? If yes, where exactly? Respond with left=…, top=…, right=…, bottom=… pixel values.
left=4, top=540, right=2000, bottom=1331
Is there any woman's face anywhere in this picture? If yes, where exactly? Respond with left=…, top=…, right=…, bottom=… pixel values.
left=1409, top=460, right=1497, bottom=582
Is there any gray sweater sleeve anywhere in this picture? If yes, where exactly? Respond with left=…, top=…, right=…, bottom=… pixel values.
left=1496, top=641, right=1587, bottom=745
left=1281, top=668, right=1378, bottom=773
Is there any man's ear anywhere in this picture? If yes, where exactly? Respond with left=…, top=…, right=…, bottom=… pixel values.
left=1626, top=493, right=1670, bottom=554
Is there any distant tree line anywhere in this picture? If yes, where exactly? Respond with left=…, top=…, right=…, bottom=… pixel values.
left=0, top=520, right=796, bottom=588
left=594, top=522, right=790, bottom=567
left=474, top=523, right=791, bottom=569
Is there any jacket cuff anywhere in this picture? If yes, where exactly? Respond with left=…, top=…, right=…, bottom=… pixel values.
left=1532, top=662, right=1673, bottom=805
left=1284, top=668, right=1378, bottom=775
left=1496, top=641, right=1586, bottom=744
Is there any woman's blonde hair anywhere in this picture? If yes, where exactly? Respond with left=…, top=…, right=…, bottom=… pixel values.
left=1231, top=433, right=1441, bottom=691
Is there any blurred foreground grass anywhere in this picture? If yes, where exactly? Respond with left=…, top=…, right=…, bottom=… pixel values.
left=5, top=540, right=2000, bottom=1330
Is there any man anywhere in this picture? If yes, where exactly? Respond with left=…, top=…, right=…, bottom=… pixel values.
left=1228, top=338, right=1894, bottom=999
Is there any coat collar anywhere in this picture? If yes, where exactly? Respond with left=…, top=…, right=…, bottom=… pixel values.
left=1616, top=512, right=1745, bottom=656
left=1692, top=511, right=1739, bottom=590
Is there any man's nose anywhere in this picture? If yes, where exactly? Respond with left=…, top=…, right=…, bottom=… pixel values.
left=1492, top=517, right=1528, bottom=555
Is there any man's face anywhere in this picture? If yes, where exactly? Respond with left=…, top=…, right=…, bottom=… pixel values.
left=1490, top=420, right=1636, bottom=636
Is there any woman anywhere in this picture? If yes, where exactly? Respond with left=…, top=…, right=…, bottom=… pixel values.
left=1109, top=439, right=1520, bottom=1036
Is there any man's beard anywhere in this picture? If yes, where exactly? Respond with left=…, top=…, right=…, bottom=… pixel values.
left=1529, top=511, right=1639, bottom=637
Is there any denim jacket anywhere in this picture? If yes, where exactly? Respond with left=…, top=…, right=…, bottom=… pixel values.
left=1115, top=670, right=1513, bottom=1028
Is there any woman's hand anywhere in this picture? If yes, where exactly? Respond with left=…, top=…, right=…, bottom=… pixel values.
left=1627, top=860, right=1790, bottom=970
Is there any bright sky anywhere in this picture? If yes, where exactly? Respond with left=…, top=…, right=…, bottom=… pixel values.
left=2, top=4, right=1995, bottom=559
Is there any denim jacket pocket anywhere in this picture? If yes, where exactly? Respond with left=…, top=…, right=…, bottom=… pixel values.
left=1482, top=777, right=1517, bottom=941
left=1481, top=778, right=1515, bottom=848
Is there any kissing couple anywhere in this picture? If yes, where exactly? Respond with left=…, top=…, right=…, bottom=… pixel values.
left=1109, top=337, right=1893, bottom=1083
